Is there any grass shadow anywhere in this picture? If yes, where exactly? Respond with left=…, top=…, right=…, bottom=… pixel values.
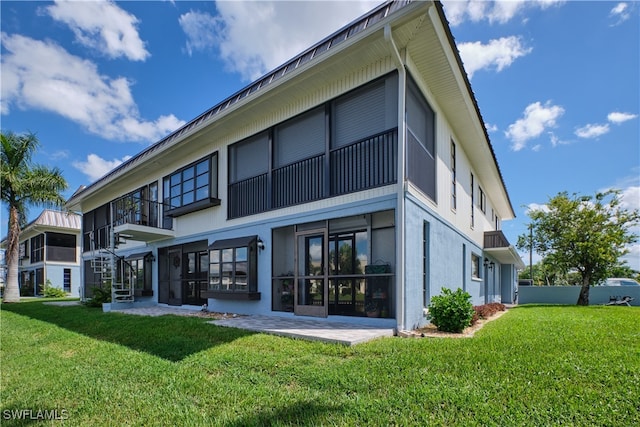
left=1, top=300, right=253, bottom=362
left=225, top=401, right=340, bottom=427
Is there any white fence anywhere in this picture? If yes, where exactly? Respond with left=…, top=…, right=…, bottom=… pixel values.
left=518, top=285, right=640, bottom=306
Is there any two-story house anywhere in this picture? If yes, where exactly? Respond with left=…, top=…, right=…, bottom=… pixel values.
left=65, top=0, right=524, bottom=330
left=0, top=209, right=82, bottom=297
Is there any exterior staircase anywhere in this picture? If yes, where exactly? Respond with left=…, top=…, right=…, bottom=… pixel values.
left=89, top=225, right=134, bottom=304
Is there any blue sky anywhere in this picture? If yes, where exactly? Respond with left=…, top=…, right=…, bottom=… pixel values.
left=1, top=0, right=639, bottom=269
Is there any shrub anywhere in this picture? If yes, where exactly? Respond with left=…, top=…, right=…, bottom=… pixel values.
left=428, top=287, right=475, bottom=333
left=471, top=303, right=506, bottom=325
left=44, top=286, right=67, bottom=298
left=84, top=287, right=111, bottom=307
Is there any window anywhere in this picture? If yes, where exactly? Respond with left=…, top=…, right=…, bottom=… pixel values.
left=31, top=234, right=44, bottom=263
left=478, top=186, right=486, bottom=213
left=207, top=236, right=259, bottom=299
left=471, top=253, right=481, bottom=280
left=450, top=140, right=456, bottom=210
left=163, top=153, right=219, bottom=217
left=470, top=173, right=475, bottom=228
left=63, top=268, right=71, bottom=292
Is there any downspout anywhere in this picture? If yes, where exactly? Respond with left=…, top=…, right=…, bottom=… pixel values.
left=385, top=23, right=407, bottom=332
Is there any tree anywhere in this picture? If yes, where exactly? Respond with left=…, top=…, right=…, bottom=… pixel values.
left=517, top=190, right=640, bottom=305
left=1, top=131, right=67, bottom=303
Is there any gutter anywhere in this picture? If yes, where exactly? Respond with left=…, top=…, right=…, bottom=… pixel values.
left=385, top=22, right=407, bottom=332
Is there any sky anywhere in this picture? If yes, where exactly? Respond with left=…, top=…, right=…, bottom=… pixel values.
left=1, top=0, right=639, bottom=270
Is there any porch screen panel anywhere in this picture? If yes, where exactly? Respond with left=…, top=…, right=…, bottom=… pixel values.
left=273, top=107, right=326, bottom=208
left=406, top=76, right=436, bottom=200
left=332, top=73, right=397, bottom=148
left=274, top=107, right=325, bottom=167
left=229, top=132, right=269, bottom=183
left=228, top=132, right=269, bottom=217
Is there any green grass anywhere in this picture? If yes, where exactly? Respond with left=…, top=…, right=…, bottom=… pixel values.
left=1, top=301, right=639, bottom=426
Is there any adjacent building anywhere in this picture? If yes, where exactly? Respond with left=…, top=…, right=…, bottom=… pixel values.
left=1, top=210, right=82, bottom=297
left=65, top=0, right=524, bottom=330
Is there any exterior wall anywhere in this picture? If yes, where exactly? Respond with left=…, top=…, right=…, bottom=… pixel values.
left=404, top=193, right=499, bottom=330
left=70, top=2, right=522, bottom=330
left=519, top=286, right=640, bottom=306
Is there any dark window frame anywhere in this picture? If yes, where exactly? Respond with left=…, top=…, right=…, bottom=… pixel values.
left=163, top=153, right=220, bottom=218
left=205, top=236, right=260, bottom=300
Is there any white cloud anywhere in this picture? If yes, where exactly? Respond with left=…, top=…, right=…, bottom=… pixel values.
left=0, top=33, right=185, bottom=142
left=575, top=123, right=610, bottom=139
left=458, top=36, right=531, bottom=78
left=609, top=2, right=631, bottom=25
left=182, top=1, right=379, bottom=81
left=179, top=10, right=219, bottom=56
left=608, top=111, right=638, bottom=124
left=72, top=153, right=132, bottom=182
left=506, top=101, right=565, bottom=151
left=45, top=0, right=149, bottom=61
left=526, top=203, right=550, bottom=214
left=443, top=0, right=565, bottom=26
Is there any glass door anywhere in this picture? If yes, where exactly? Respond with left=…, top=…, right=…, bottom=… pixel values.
left=294, top=227, right=328, bottom=317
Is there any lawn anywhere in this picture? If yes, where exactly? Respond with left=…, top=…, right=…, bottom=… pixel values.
left=1, top=300, right=638, bottom=426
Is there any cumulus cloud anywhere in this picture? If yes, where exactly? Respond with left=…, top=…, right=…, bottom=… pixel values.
left=574, top=111, right=637, bottom=139
left=179, top=10, right=219, bottom=56
left=443, top=0, right=565, bottom=26
left=73, top=153, right=132, bottom=182
left=575, top=123, right=610, bottom=139
left=0, top=33, right=185, bottom=142
left=45, top=0, right=149, bottom=61
left=608, top=111, right=638, bottom=124
left=506, top=101, right=565, bottom=151
left=180, top=1, right=379, bottom=81
left=458, top=36, right=531, bottom=78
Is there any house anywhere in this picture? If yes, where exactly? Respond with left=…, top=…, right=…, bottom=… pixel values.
left=0, top=210, right=82, bottom=297
left=65, top=0, right=524, bottom=330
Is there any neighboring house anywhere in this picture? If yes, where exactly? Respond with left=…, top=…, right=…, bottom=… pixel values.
left=0, top=210, right=82, bottom=297
left=65, top=0, right=524, bottom=330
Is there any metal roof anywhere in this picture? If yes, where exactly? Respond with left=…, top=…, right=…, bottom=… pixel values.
left=25, top=209, right=81, bottom=231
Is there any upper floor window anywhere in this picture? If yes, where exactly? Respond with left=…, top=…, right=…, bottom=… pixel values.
left=478, top=186, right=486, bottom=213
left=163, top=153, right=219, bottom=217
left=450, top=140, right=456, bottom=211
left=30, top=234, right=44, bottom=263
left=470, top=173, right=475, bottom=228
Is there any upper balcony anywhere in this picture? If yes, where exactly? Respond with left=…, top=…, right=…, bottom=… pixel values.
left=483, top=230, right=525, bottom=269
left=112, top=199, right=174, bottom=243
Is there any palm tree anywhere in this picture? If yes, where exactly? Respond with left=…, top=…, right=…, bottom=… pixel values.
left=1, top=131, right=67, bottom=303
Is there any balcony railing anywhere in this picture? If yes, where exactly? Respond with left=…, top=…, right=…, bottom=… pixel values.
left=484, top=230, right=510, bottom=249
left=228, top=128, right=397, bottom=218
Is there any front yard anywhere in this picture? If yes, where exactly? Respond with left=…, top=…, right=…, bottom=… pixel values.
left=1, top=300, right=638, bottom=426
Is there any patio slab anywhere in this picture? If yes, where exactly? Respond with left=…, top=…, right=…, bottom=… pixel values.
left=208, top=315, right=396, bottom=345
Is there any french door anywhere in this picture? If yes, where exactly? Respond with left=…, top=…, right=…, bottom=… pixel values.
left=294, top=226, right=328, bottom=317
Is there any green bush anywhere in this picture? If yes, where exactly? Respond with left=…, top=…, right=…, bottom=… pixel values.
left=85, top=287, right=111, bottom=307
left=428, top=287, right=475, bottom=333
left=44, top=286, right=67, bottom=298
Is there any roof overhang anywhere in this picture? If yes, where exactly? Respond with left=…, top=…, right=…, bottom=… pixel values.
left=484, top=245, right=526, bottom=270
